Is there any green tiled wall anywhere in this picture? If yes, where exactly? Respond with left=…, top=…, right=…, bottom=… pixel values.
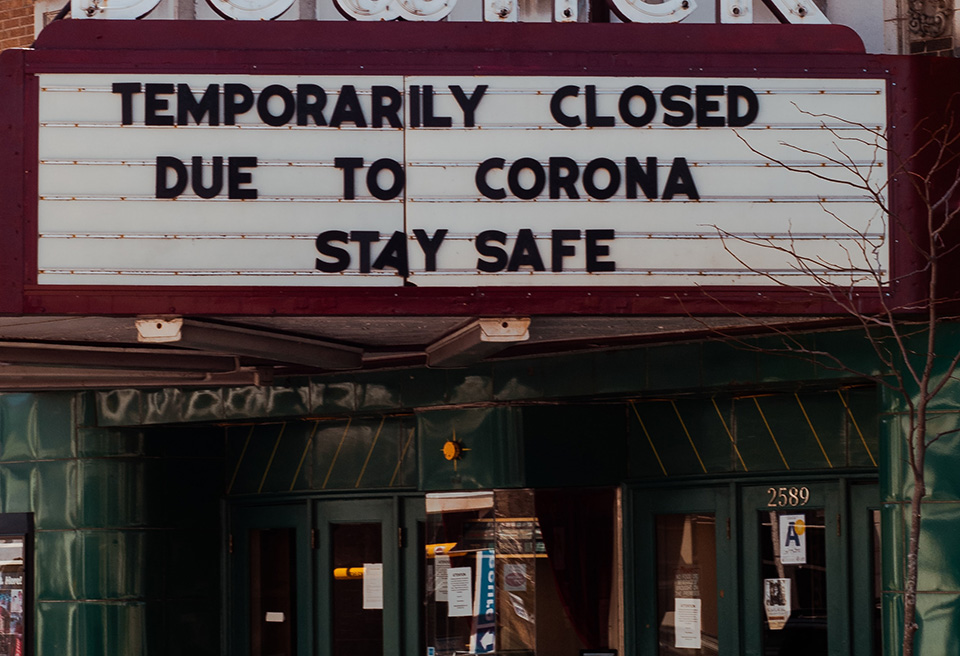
left=877, top=325, right=960, bottom=656
left=0, top=393, right=225, bottom=656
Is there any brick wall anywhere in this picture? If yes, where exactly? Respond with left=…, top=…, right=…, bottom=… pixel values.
left=0, top=0, right=33, bottom=51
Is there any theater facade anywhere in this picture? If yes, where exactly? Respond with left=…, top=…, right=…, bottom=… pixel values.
left=1, top=16, right=960, bottom=656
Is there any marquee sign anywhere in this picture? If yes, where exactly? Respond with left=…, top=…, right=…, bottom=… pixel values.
left=4, top=22, right=949, bottom=316
left=36, top=73, right=886, bottom=288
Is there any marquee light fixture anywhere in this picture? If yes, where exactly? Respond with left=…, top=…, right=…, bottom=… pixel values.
left=425, top=318, right=530, bottom=368
left=136, top=318, right=364, bottom=370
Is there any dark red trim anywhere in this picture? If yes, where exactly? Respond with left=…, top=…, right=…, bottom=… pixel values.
left=33, top=21, right=866, bottom=56
left=22, top=74, right=38, bottom=288
left=886, top=55, right=960, bottom=308
left=0, top=50, right=25, bottom=314
left=19, top=285, right=886, bottom=316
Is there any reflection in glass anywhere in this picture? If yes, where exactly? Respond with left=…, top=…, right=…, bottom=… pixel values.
left=758, top=510, right=826, bottom=656
left=331, top=523, right=383, bottom=656
left=655, top=513, right=718, bottom=655
left=423, top=488, right=619, bottom=656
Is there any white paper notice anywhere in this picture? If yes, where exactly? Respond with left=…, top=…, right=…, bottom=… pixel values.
left=674, top=598, right=702, bottom=649
left=779, top=514, right=807, bottom=565
left=435, top=555, right=451, bottom=602
left=363, top=563, right=383, bottom=610
left=448, top=567, right=473, bottom=617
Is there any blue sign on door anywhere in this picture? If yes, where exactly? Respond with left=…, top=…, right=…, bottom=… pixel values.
left=471, top=549, right=496, bottom=654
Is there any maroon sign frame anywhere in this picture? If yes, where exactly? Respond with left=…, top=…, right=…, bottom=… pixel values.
left=1, top=21, right=957, bottom=317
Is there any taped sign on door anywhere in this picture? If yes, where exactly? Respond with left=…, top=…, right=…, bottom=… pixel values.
left=779, top=514, right=807, bottom=565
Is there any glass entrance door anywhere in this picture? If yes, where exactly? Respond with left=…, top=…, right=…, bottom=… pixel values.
left=632, top=486, right=735, bottom=656
left=741, top=483, right=843, bottom=656
left=315, top=499, right=400, bottom=656
left=740, top=482, right=880, bottom=656
left=631, top=480, right=880, bottom=656
left=231, top=503, right=313, bottom=656
left=230, top=497, right=424, bottom=656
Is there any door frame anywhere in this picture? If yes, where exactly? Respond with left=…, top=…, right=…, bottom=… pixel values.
left=314, top=498, right=400, bottom=656
left=228, top=501, right=314, bottom=656
left=740, top=481, right=846, bottom=656
left=628, top=483, right=739, bottom=655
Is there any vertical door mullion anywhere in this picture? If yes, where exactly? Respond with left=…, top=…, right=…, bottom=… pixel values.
left=829, top=480, right=850, bottom=656
left=849, top=483, right=881, bottom=656
left=740, top=487, right=763, bottom=656
left=402, top=498, right=426, bottom=656
left=715, top=484, right=739, bottom=656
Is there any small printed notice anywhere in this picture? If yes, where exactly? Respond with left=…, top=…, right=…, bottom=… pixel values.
left=764, top=578, right=791, bottom=630
left=509, top=593, right=532, bottom=622
left=363, top=563, right=384, bottom=610
left=503, top=563, right=527, bottom=592
left=674, top=598, right=702, bottom=649
left=10, top=589, right=21, bottom=614
left=779, top=514, right=807, bottom=565
left=436, top=555, right=451, bottom=602
left=448, top=567, right=473, bottom=617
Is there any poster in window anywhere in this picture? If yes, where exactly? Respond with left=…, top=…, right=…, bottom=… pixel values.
left=0, top=538, right=25, bottom=656
left=763, top=578, right=791, bottom=631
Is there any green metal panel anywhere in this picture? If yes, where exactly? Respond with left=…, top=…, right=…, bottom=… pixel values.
left=35, top=530, right=81, bottom=601
left=80, top=530, right=150, bottom=599
left=79, top=601, right=148, bottom=654
left=913, top=593, right=960, bottom=654
left=417, top=406, right=524, bottom=491
left=916, top=502, right=960, bottom=592
left=881, top=591, right=904, bottom=656
left=627, top=388, right=879, bottom=479
left=0, top=393, right=75, bottom=461
left=36, top=601, right=79, bottom=656
left=226, top=415, right=417, bottom=495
